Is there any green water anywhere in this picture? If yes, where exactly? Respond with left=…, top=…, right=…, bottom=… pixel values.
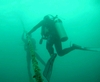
left=0, top=0, right=100, bottom=82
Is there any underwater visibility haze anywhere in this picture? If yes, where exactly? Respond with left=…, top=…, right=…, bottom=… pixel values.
left=0, top=0, right=100, bottom=82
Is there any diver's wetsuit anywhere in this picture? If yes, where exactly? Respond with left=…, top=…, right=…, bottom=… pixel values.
left=28, top=18, right=75, bottom=56
left=28, top=15, right=100, bottom=82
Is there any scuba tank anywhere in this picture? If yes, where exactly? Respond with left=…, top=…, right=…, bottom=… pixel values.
left=54, top=16, right=68, bottom=42
left=39, top=15, right=68, bottom=44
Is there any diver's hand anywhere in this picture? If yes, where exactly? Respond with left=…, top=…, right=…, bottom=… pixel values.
left=26, top=32, right=32, bottom=38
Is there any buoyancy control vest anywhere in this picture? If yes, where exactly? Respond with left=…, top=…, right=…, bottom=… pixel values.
left=39, top=15, right=68, bottom=44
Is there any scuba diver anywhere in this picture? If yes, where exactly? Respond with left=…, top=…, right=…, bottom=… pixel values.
left=28, top=14, right=99, bottom=82
left=22, top=30, right=46, bottom=82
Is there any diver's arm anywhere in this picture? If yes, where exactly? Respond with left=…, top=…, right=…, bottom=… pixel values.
left=28, top=20, right=44, bottom=34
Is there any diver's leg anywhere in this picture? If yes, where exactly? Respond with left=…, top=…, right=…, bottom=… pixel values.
left=55, top=39, right=76, bottom=56
left=46, top=35, right=54, bottom=56
left=43, top=35, right=57, bottom=82
left=55, top=40, right=99, bottom=56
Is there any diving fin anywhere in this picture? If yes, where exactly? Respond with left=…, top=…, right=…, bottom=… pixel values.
left=43, top=53, right=57, bottom=82
left=85, top=47, right=100, bottom=52
left=72, top=44, right=100, bottom=52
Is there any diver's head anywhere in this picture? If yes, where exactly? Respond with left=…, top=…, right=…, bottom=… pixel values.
left=44, top=14, right=54, bottom=21
left=44, top=14, right=58, bottom=21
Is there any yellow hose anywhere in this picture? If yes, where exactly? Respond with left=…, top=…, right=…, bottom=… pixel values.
left=26, top=34, right=44, bottom=82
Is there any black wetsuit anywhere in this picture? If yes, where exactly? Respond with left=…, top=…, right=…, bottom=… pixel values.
left=29, top=18, right=74, bottom=56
